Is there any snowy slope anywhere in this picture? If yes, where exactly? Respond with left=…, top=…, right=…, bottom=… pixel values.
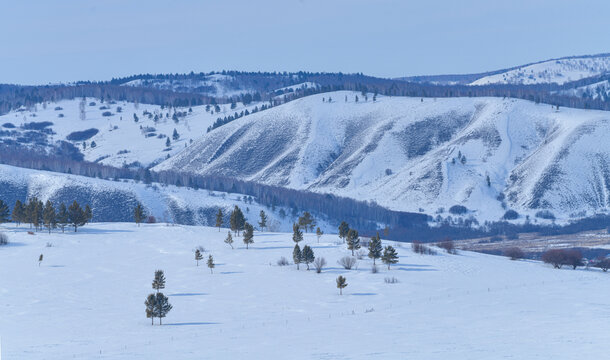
left=557, top=79, right=610, bottom=100
left=0, top=164, right=310, bottom=232
left=0, top=222, right=609, bottom=359
left=155, top=91, right=610, bottom=221
left=0, top=98, right=262, bottom=167
left=122, top=74, right=255, bottom=97
left=470, top=54, right=610, bottom=85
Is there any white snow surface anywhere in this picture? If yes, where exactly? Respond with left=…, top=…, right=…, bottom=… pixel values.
left=155, top=91, right=610, bottom=222
left=470, top=55, right=610, bottom=85
left=0, top=222, right=608, bottom=359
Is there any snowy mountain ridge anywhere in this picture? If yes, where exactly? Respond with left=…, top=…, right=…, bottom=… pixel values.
left=155, top=91, right=610, bottom=222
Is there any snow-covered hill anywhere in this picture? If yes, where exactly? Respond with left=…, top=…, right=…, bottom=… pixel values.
left=0, top=222, right=608, bottom=359
left=0, top=164, right=308, bottom=231
left=0, top=97, right=262, bottom=167
left=155, top=91, right=610, bottom=222
left=470, top=54, right=610, bottom=85
left=557, top=79, right=610, bottom=101
left=122, top=74, right=254, bottom=97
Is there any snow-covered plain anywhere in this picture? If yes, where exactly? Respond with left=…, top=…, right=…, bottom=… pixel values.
left=0, top=222, right=608, bottom=359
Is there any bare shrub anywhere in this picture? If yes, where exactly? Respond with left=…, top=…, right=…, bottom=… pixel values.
left=596, top=258, right=610, bottom=272
left=338, top=256, right=357, bottom=270
left=384, top=276, right=399, bottom=284
left=437, top=239, right=457, bottom=254
left=504, top=247, right=525, bottom=260
left=314, top=257, right=327, bottom=273
left=0, top=232, right=8, bottom=245
left=146, top=216, right=157, bottom=224
left=542, top=249, right=583, bottom=269
left=355, top=249, right=367, bottom=260
left=412, top=241, right=437, bottom=255
left=277, top=256, right=290, bottom=266
left=46, top=242, right=53, bottom=248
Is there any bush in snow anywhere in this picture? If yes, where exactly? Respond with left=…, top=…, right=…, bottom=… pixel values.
left=449, top=205, right=468, bottom=215
left=536, top=210, right=556, bottom=220
left=595, top=258, right=610, bottom=272
left=0, top=232, right=8, bottom=245
left=412, top=241, right=437, bottom=255
left=502, top=210, right=519, bottom=220
left=338, top=256, right=357, bottom=270
left=503, top=247, right=525, bottom=260
left=384, top=276, right=399, bottom=284
left=277, top=256, right=290, bottom=266
left=437, top=239, right=457, bottom=254
left=314, top=257, right=326, bottom=273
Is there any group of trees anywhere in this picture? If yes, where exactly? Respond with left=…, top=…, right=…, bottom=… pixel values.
left=291, top=223, right=315, bottom=270
left=541, top=249, right=583, bottom=269
left=3, top=198, right=91, bottom=232
left=145, top=270, right=172, bottom=325
left=194, top=249, right=215, bottom=273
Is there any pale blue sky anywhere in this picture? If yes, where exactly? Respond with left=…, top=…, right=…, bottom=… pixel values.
left=1, top=0, right=608, bottom=84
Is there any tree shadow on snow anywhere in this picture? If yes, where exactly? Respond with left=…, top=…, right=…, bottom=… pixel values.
left=395, top=267, right=437, bottom=272
left=164, top=322, right=220, bottom=326
left=220, top=271, right=244, bottom=275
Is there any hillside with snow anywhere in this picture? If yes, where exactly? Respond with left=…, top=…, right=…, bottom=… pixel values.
left=0, top=164, right=309, bottom=232
left=469, top=54, right=610, bottom=85
left=0, top=97, right=263, bottom=168
left=155, top=91, right=610, bottom=222
left=0, top=222, right=608, bottom=359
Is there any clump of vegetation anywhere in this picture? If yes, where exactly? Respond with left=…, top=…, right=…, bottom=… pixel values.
left=412, top=240, right=437, bottom=255
left=449, top=205, right=468, bottom=215
left=536, top=210, right=556, bottom=220
left=338, top=256, right=357, bottom=270
left=502, top=210, right=519, bottom=220
left=0, top=232, right=8, bottom=245
left=437, top=239, right=457, bottom=254
left=503, top=247, right=525, bottom=260
left=66, top=128, right=99, bottom=141
left=542, top=249, right=583, bottom=269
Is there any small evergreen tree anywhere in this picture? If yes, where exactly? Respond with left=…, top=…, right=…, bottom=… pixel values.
left=293, top=244, right=302, bottom=270
left=292, top=223, right=303, bottom=244
left=11, top=200, right=26, bottom=226
left=382, top=245, right=399, bottom=269
left=298, top=212, right=314, bottom=233
left=68, top=201, right=86, bottom=232
left=368, top=232, right=382, bottom=265
left=338, top=221, right=349, bottom=243
left=346, top=229, right=361, bottom=256
left=207, top=254, right=215, bottom=274
left=165, top=137, right=171, bottom=148
left=301, top=245, right=315, bottom=270
left=154, top=292, right=172, bottom=325
left=316, top=227, right=323, bottom=243
left=0, top=199, right=10, bottom=224
left=243, top=222, right=254, bottom=249
left=134, top=203, right=145, bottom=226
left=215, top=208, right=223, bottom=231
left=172, top=128, right=180, bottom=141
left=57, top=203, right=69, bottom=233
left=336, top=275, right=347, bottom=295
left=230, top=206, right=245, bottom=236
left=152, top=270, right=166, bottom=293
left=258, top=210, right=267, bottom=231
left=224, top=230, right=234, bottom=249
left=145, top=293, right=156, bottom=325
left=195, top=249, right=203, bottom=266
left=42, top=200, right=57, bottom=234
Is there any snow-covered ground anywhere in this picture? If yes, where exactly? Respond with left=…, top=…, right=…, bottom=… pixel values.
left=0, top=222, right=608, bottom=359
left=0, top=97, right=262, bottom=167
left=470, top=54, right=610, bottom=85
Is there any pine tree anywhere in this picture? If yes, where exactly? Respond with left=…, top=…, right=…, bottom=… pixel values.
left=195, top=249, right=203, bottom=266
left=57, top=203, right=69, bottom=233
left=84, top=205, right=92, bottom=224
left=172, top=128, right=180, bottom=141
left=292, top=223, right=303, bottom=244
left=152, top=270, right=166, bottom=293
left=336, top=275, right=347, bottom=295
left=382, top=245, right=399, bottom=270
left=207, top=254, right=215, bottom=274
left=316, top=227, right=323, bottom=243
left=293, top=244, right=302, bottom=270
left=0, top=199, right=10, bottom=224
left=145, top=293, right=156, bottom=325
left=215, top=208, right=223, bottom=231
left=301, top=245, right=315, bottom=270
left=224, top=230, right=234, bottom=249
left=68, top=201, right=86, bottom=232
left=154, top=292, right=172, bottom=325
left=165, top=137, right=171, bottom=148
left=368, top=232, right=382, bottom=265
left=258, top=210, right=267, bottom=231
left=230, top=206, right=245, bottom=236
left=42, top=200, right=56, bottom=234
left=346, top=229, right=361, bottom=256
left=243, top=222, right=254, bottom=249
left=12, top=200, right=26, bottom=226
left=134, top=203, right=145, bottom=226
left=338, top=221, right=349, bottom=243
left=298, top=212, right=313, bottom=233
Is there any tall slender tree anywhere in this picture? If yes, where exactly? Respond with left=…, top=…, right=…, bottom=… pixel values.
left=224, top=230, right=234, bottom=249
left=145, top=294, right=156, bottom=325
left=68, top=201, right=86, bottom=232
left=298, top=212, right=314, bottom=233
left=195, top=249, right=203, bottom=266
left=336, top=276, right=347, bottom=295
left=152, top=270, right=166, bottom=294
left=346, top=229, right=361, bottom=256
left=316, top=227, right=323, bottom=243
left=11, top=200, right=25, bottom=226
left=42, top=200, right=56, bottom=234
left=368, top=232, right=382, bottom=265
left=230, top=206, right=245, bottom=236
left=57, top=203, right=68, bottom=233
left=292, top=223, right=303, bottom=244
left=293, top=244, right=302, bottom=270
left=243, top=222, right=254, bottom=249
left=153, top=292, right=172, bottom=325
left=215, top=208, right=223, bottom=231
left=338, top=221, right=349, bottom=243
left=134, top=203, right=145, bottom=226
left=258, top=210, right=267, bottom=231
left=0, top=199, right=10, bottom=224
left=207, top=254, right=215, bottom=274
